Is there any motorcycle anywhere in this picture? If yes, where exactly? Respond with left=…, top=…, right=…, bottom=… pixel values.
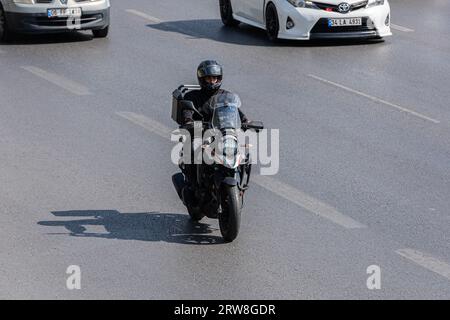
left=171, top=88, right=263, bottom=242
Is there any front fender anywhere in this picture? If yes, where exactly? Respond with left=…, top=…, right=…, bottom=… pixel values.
left=222, top=177, right=238, bottom=186
left=214, top=171, right=239, bottom=189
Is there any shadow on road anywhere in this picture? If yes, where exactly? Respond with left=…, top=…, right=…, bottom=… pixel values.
left=147, top=19, right=384, bottom=47
left=38, top=210, right=224, bottom=245
left=0, top=31, right=93, bottom=45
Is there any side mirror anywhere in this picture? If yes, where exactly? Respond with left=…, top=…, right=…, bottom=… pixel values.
left=243, top=120, right=264, bottom=131
left=180, top=100, right=203, bottom=118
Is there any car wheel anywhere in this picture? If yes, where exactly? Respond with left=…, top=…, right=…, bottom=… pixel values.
left=265, top=3, right=279, bottom=42
left=219, top=0, right=240, bottom=27
left=0, top=5, right=11, bottom=42
left=92, top=26, right=109, bottom=38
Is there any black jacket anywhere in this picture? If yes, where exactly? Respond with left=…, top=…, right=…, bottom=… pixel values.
left=182, top=89, right=248, bottom=125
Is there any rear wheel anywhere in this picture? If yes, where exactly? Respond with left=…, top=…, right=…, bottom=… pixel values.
left=187, top=205, right=205, bottom=222
left=265, top=3, right=279, bottom=42
left=219, top=185, right=241, bottom=242
left=92, top=26, right=109, bottom=38
left=182, top=187, right=205, bottom=221
left=219, top=0, right=240, bottom=27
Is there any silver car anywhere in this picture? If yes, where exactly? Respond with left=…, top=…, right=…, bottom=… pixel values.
left=0, top=0, right=110, bottom=41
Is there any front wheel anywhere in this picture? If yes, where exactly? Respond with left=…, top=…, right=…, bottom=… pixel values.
left=265, top=3, right=279, bottom=42
left=219, top=0, right=240, bottom=27
left=219, top=185, right=241, bottom=242
left=0, top=5, right=12, bottom=42
left=92, top=26, right=109, bottom=38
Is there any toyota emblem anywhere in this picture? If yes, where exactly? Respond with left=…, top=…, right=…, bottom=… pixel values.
left=338, top=3, right=351, bottom=13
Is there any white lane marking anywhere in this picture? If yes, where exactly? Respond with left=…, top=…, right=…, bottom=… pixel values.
left=253, top=175, right=367, bottom=229
left=126, top=9, right=194, bottom=38
left=21, top=66, right=91, bottom=96
left=391, top=24, right=415, bottom=33
left=308, top=74, right=440, bottom=124
left=116, top=112, right=171, bottom=139
left=126, top=9, right=162, bottom=24
left=117, top=111, right=366, bottom=229
left=396, top=249, right=450, bottom=281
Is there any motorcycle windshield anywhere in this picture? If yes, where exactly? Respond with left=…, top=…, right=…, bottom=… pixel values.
left=210, top=93, right=242, bottom=130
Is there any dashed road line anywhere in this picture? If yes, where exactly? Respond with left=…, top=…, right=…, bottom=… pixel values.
left=126, top=9, right=162, bottom=24
left=396, top=248, right=450, bottom=281
left=21, top=66, right=91, bottom=96
left=391, top=24, right=415, bottom=33
left=254, top=175, right=367, bottom=229
left=308, top=74, right=440, bottom=124
left=116, top=111, right=171, bottom=139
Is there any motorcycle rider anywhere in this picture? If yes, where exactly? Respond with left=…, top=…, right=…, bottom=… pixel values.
left=180, top=60, right=248, bottom=203
left=182, top=60, right=248, bottom=125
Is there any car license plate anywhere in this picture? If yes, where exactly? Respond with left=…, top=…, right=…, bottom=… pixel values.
left=328, top=18, right=362, bottom=27
left=47, top=8, right=82, bottom=18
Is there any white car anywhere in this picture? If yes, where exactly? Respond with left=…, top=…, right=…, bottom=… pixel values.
left=0, top=0, right=110, bottom=41
left=219, top=0, right=391, bottom=41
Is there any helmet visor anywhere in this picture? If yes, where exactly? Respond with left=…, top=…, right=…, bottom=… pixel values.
left=198, top=65, right=222, bottom=78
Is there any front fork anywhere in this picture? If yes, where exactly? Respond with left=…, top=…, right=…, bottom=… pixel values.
left=214, top=164, right=251, bottom=209
left=237, top=163, right=251, bottom=208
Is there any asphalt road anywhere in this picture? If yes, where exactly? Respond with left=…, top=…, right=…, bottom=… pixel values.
left=0, top=0, right=449, bottom=299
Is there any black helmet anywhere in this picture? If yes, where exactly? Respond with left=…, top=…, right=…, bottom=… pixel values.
left=197, top=60, right=223, bottom=92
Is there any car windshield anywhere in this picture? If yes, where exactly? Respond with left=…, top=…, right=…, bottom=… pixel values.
left=210, top=92, right=242, bottom=130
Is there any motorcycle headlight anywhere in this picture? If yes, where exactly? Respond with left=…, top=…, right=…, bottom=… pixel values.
left=223, top=156, right=237, bottom=169
left=223, top=138, right=238, bottom=157
left=366, top=0, right=385, bottom=8
left=287, top=0, right=319, bottom=9
left=220, top=137, right=238, bottom=168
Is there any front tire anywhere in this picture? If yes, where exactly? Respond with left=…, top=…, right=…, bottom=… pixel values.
left=0, top=5, right=12, bottom=42
left=219, top=0, right=240, bottom=27
left=219, top=185, right=241, bottom=242
left=265, top=3, right=279, bottom=42
left=92, top=26, right=109, bottom=38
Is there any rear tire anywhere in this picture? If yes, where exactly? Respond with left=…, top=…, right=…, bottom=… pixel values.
left=182, top=187, right=205, bottom=222
left=219, top=185, right=241, bottom=242
left=187, top=204, right=205, bottom=222
left=265, top=3, right=279, bottom=42
left=219, top=0, right=240, bottom=27
left=92, top=26, right=109, bottom=38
